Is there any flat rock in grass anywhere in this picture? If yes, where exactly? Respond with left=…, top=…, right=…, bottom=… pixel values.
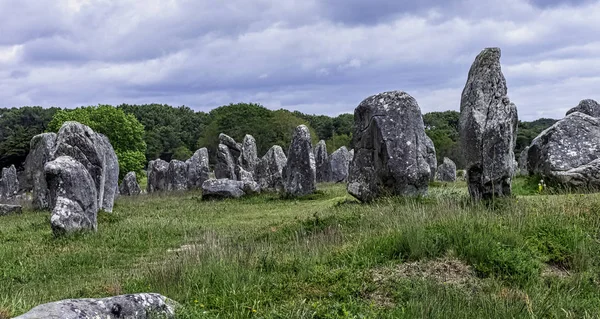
left=119, top=171, right=141, bottom=196
left=459, top=48, right=518, bottom=200
left=256, top=145, right=287, bottom=191
left=0, top=204, right=22, bottom=216
left=0, top=164, right=19, bottom=200
left=436, top=157, right=457, bottom=182
left=239, top=134, right=258, bottom=179
left=528, top=112, right=600, bottom=188
left=566, top=99, right=600, bottom=118
left=347, top=91, right=431, bottom=202
left=14, top=293, right=178, bottom=319
left=423, top=135, right=437, bottom=182
left=167, top=160, right=188, bottom=191
left=330, top=146, right=352, bottom=183
left=314, top=140, right=331, bottom=183
left=202, top=178, right=258, bottom=199
left=186, top=148, right=210, bottom=189
left=147, top=159, right=169, bottom=193
left=24, top=133, right=57, bottom=209
left=45, top=156, right=98, bottom=235
left=215, top=143, right=237, bottom=180
left=283, top=125, right=316, bottom=197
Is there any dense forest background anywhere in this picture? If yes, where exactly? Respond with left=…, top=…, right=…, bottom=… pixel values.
left=0, top=103, right=557, bottom=174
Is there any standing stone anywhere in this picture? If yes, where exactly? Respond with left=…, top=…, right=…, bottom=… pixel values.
left=53, top=122, right=119, bottom=212
left=45, top=156, right=98, bottom=235
left=566, top=99, right=600, bottom=118
left=167, top=160, right=188, bottom=191
left=347, top=91, right=431, bottom=202
left=314, top=140, right=331, bottom=183
left=283, top=125, right=316, bottom=197
left=14, top=293, right=178, bottom=319
left=119, top=172, right=141, bottom=196
left=518, top=147, right=529, bottom=176
left=459, top=48, right=518, bottom=200
left=527, top=112, right=600, bottom=188
left=186, top=148, right=210, bottom=189
left=256, top=145, right=287, bottom=191
left=436, top=157, right=457, bottom=182
left=147, top=159, right=169, bottom=193
left=24, top=133, right=57, bottom=209
left=423, top=135, right=437, bottom=182
left=239, top=135, right=258, bottom=179
left=0, top=165, right=19, bottom=200
left=215, top=144, right=237, bottom=180
left=330, top=146, right=352, bottom=183
left=219, top=133, right=242, bottom=159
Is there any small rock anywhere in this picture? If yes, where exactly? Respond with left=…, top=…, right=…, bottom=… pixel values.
left=119, top=172, right=142, bottom=196
left=330, top=146, right=352, bottom=183
left=436, top=157, right=457, bottom=182
left=202, top=179, right=251, bottom=199
left=0, top=204, right=22, bottom=216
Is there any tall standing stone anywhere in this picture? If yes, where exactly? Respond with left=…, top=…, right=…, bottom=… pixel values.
left=147, top=159, right=169, bottom=193
left=330, top=146, right=352, bottom=183
left=186, top=148, right=210, bottom=189
left=283, top=125, right=316, bottom=196
left=436, top=157, right=457, bottom=182
left=167, top=160, right=188, bottom=191
left=215, top=144, right=237, bottom=180
left=0, top=165, right=19, bottom=200
left=256, top=145, right=287, bottom=191
left=422, top=135, right=437, bottom=182
left=459, top=48, right=518, bottom=200
left=347, top=91, right=431, bottom=202
left=119, top=171, right=142, bottom=196
left=314, top=140, right=331, bottom=183
left=45, top=156, right=98, bottom=235
left=518, top=147, right=529, bottom=176
left=239, top=135, right=258, bottom=179
left=24, top=133, right=56, bottom=209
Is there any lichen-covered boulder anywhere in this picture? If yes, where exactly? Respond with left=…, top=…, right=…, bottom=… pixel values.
left=215, top=144, right=237, bottom=180
left=14, top=293, right=178, bottom=319
left=53, top=122, right=119, bottom=212
left=147, top=159, right=169, bottom=193
left=436, top=157, right=457, bottom=182
left=566, top=99, right=600, bottom=118
left=518, top=147, right=529, bottom=176
left=283, top=125, right=316, bottom=197
left=201, top=179, right=259, bottom=199
left=459, top=48, right=518, bottom=200
left=24, top=133, right=57, bottom=209
left=314, top=140, right=331, bottom=183
left=45, top=156, right=98, bottom=235
left=239, top=134, right=258, bottom=179
left=120, top=172, right=142, bottom=196
left=0, top=165, right=19, bottom=200
left=527, top=112, right=600, bottom=188
left=330, top=146, right=352, bottom=183
left=347, top=91, right=431, bottom=202
left=422, top=135, right=437, bottom=182
left=167, top=160, right=188, bottom=191
left=186, top=148, right=210, bottom=189
left=256, top=145, right=287, bottom=191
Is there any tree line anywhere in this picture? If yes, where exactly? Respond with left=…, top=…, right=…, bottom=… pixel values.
left=0, top=104, right=557, bottom=176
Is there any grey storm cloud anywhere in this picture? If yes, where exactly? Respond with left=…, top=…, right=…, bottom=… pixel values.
left=0, top=0, right=599, bottom=120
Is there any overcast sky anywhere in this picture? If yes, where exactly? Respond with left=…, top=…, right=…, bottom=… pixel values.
left=1, top=0, right=599, bottom=120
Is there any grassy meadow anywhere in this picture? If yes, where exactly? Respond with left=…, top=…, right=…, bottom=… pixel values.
left=2, top=178, right=600, bottom=318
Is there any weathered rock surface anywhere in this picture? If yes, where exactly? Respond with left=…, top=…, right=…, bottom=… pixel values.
left=167, top=160, right=188, bottom=191
left=215, top=144, right=237, bottom=180
left=120, top=172, right=142, bottom=196
left=239, top=134, right=258, bottom=179
left=518, top=147, right=529, bottom=176
left=527, top=112, right=600, bottom=188
left=202, top=179, right=259, bottom=199
left=283, top=125, right=316, bottom=197
left=147, top=159, right=169, bottom=193
left=219, top=133, right=242, bottom=158
left=423, top=135, right=437, bottom=182
left=459, top=48, right=518, bottom=200
left=347, top=91, right=431, bottom=202
left=0, top=204, right=22, bottom=216
left=237, top=166, right=254, bottom=183
left=53, top=122, right=119, bottom=212
left=566, top=99, right=600, bottom=118
left=330, top=146, right=352, bottom=183
left=0, top=164, right=19, bottom=200
left=314, top=140, right=331, bottom=183
left=256, top=145, right=287, bottom=191
left=14, top=293, right=177, bottom=319
left=186, top=148, right=210, bottom=189
left=24, top=133, right=57, bottom=209
left=45, top=156, right=98, bottom=235
left=436, top=157, right=457, bottom=182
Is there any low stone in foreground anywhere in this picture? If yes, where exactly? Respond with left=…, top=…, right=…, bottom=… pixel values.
left=14, top=293, right=177, bottom=319
left=0, top=204, right=22, bottom=216
left=202, top=179, right=260, bottom=199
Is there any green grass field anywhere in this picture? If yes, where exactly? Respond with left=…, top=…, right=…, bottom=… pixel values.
left=2, top=178, right=600, bottom=318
